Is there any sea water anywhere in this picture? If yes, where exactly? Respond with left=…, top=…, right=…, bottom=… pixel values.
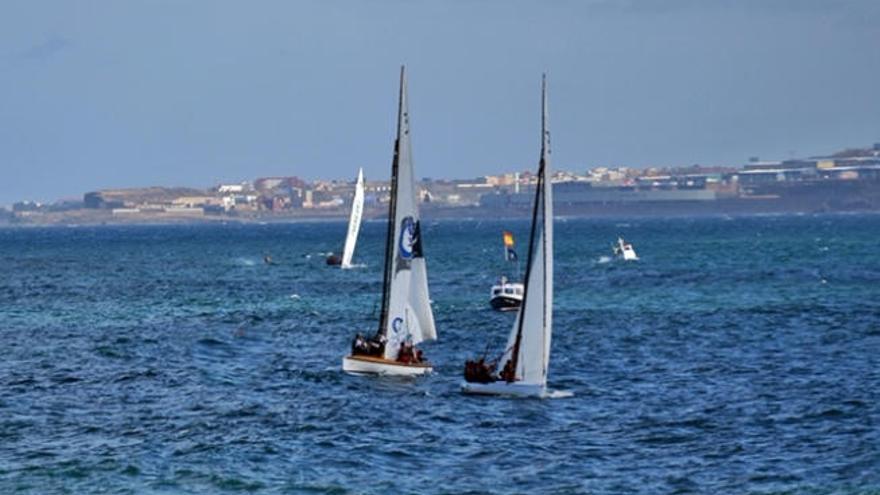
left=0, top=215, right=878, bottom=494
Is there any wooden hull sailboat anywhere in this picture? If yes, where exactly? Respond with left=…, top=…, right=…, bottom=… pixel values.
left=342, top=67, right=437, bottom=377
left=462, top=75, right=568, bottom=398
left=342, top=355, right=432, bottom=376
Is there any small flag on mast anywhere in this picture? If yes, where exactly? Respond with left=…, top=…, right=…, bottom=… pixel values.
left=503, top=231, right=517, bottom=261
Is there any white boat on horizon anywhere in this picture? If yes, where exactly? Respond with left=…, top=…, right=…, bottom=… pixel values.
left=342, top=66, right=437, bottom=377
left=326, top=168, right=365, bottom=268
left=613, top=236, right=638, bottom=261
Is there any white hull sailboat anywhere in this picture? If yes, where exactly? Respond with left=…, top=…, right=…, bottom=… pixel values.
left=342, top=67, right=437, bottom=376
left=461, top=380, right=548, bottom=398
left=327, top=168, right=365, bottom=267
left=462, top=75, right=567, bottom=398
left=613, top=237, right=638, bottom=261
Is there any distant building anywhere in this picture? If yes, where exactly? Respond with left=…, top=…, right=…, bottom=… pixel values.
left=254, top=176, right=307, bottom=193
left=172, top=196, right=221, bottom=208
left=743, top=160, right=784, bottom=171
left=84, top=187, right=205, bottom=209
left=46, top=199, right=84, bottom=212
left=481, top=182, right=718, bottom=209
left=12, top=201, right=43, bottom=212
left=217, top=183, right=249, bottom=194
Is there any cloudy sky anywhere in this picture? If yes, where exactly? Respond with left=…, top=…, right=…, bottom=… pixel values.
left=1, top=0, right=878, bottom=205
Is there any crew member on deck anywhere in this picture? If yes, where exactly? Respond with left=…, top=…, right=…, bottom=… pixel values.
left=367, top=334, right=385, bottom=356
left=352, top=333, right=368, bottom=355
left=500, top=359, right=515, bottom=382
left=464, top=357, right=495, bottom=383
left=398, top=342, right=415, bottom=363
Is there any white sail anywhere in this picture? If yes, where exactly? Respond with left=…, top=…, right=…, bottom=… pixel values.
left=382, top=66, right=437, bottom=360
left=498, top=75, right=553, bottom=386
left=340, top=168, right=364, bottom=269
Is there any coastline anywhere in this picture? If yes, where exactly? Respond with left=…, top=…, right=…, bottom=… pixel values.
left=3, top=201, right=880, bottom=228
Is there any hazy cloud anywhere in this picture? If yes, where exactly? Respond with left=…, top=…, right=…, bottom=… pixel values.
left=17, top=35, right=71, bottom=62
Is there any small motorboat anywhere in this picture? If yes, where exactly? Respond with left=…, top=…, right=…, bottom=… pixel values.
left=489, top=230, right=523, bottom=311
left=613, top=237, right=638, bottom=261
left=489, top=276, right=524, bottom=312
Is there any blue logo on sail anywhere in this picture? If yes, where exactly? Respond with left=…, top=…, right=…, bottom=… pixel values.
left=391, top=317, right=403, bottom=335
left=398, top=216, right=421, bottom=260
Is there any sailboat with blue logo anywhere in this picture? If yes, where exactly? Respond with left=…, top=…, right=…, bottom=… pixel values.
left=342, top=66, right=437, bottom=376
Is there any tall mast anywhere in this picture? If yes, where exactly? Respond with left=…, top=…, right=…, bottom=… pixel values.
left=377, top=66, right=407, bottom=337
left=540, top=73, right=550, bottom=379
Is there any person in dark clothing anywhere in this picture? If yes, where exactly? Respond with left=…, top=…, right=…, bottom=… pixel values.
left=367, top=335, right=385, bottom=356
left=500, top=359, right=516, bottom=382
left=398, top=342, right=409, bottom=363
left=464, top=358, right=496, bottom=383
left=398, top=342, right=417, bottom=363
left=351, top=333, right=368, bottom=355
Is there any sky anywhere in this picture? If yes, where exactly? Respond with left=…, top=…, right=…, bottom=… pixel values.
left=1, top=0, right=879, bottom=206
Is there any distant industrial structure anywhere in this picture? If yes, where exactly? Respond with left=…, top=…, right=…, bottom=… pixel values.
left=481, top=144, right=880, bottom=215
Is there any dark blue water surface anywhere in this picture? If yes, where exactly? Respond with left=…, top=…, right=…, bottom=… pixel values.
left=1, top=215, right=878, bottom=494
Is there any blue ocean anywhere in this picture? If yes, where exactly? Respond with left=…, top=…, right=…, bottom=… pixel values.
left=1, top=215, right=878, bottom=494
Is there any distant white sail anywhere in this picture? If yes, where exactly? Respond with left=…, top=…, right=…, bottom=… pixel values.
left=497, top=75, right=553, bottom=386
left=381, top=67, right=437, bottom=360
left=340, top=168, right=364, bottom=269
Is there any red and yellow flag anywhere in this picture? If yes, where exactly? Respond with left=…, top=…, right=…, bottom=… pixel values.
left=503, top=231, right=515, bottom=248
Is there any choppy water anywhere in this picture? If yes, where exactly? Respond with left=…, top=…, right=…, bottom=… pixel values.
left=1, top=215, right=878, bottom=494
